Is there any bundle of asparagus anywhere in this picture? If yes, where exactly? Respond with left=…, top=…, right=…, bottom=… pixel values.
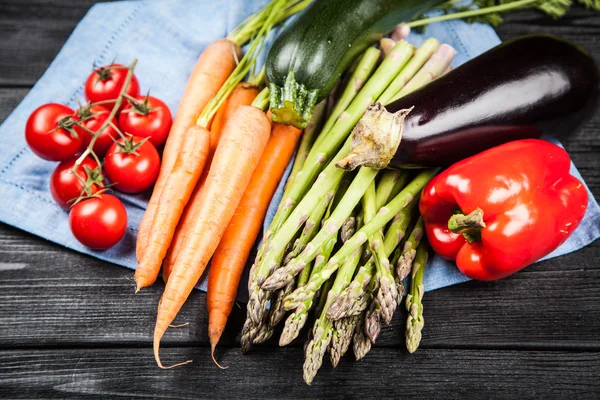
left=242, top=36, right=454, bottom=384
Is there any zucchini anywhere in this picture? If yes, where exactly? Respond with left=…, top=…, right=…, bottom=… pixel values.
left=265, top=0, right=446, bottom=128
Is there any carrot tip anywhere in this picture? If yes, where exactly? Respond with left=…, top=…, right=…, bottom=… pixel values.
left=211, top=345, right=229, bottom=370
left=158, top=359, right=193, bottom=370
left=169, top=322, right=190, bottom=328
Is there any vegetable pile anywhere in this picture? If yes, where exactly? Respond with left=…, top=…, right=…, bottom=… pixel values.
left=25, top=61, right=172, bottom=249
left=21, top=0, right=600, bottom=386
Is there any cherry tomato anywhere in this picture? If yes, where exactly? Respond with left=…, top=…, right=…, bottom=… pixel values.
left=25, top=103, right=82, bottom=161
left=74, top=105, right=119, bottom=157
left=50, top=156, right=104, bottom=209
left=84, top=64, right=140, bottom=109
left=69, top=194, right=127, bottom=250
left=104, top=136, right=160, bottom=193
left=118, top=95, right=172, bottom=147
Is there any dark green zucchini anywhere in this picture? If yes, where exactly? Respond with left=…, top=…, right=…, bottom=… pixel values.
left=265, top=0, right=445, bottom=128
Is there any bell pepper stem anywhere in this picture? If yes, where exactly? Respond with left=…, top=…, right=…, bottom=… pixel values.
left=448, top=208, right=486, bottom=243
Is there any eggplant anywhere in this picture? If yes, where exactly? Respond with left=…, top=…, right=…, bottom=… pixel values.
left=336, top=34, right=600, bottom=171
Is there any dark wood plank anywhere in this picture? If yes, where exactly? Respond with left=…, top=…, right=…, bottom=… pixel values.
left=0, top=0, right=103, bottom=86
left=1, top=347, right=599, bottom=399
left=1, top=221, right=599, bottom=350
left=0, top=88, right=29, bottom=123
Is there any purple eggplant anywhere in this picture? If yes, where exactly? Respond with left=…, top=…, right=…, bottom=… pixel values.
left=336, top=34, right=600, bottom=171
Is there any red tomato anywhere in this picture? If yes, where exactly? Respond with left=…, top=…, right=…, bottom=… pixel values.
left=84, top=64, right=140, bottom=109
left=104, top=136, right=160, bottom=193
left=74, top=105, right=119, bottom=157
left=50, top=156, right=104, bottom=209
left=69, top=194, right=127, bottom=250
left=118, top=95, right=172, bottom=147
left=25, top=103, right=82, bottom=161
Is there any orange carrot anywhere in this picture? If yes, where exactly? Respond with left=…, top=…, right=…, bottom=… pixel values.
left=154, top=106, right=270, bottom=368
left=162, top=83, right=260, bottom=283
left=136, top=38, right=241, bottom=262
left=134, top=126, right=210, bottom=291
left=207, top=122, right=302, bottom=362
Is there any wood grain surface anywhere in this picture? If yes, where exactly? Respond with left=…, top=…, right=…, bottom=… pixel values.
left=0, top=1, right=599, bottom=398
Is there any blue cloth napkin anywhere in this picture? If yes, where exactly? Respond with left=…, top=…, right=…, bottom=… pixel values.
left=0, top=0, right=598, bottom=299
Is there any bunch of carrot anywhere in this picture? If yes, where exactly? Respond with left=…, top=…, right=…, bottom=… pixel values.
left=133, top=0, right=310, bottom=368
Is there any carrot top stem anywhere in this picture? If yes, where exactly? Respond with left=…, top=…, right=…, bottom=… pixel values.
left=252, top=87, right=271, bottom=111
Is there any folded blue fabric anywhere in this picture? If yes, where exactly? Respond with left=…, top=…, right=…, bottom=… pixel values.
left=0, top=0, right=598, bottom=300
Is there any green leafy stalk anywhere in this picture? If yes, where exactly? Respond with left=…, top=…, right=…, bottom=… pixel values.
left=228, top=0, right=311, bottom=45
left=378, top=38, right=440, bottom=105
left=292, top=170, right=435, bottom=310
left=198, top=1, right=285, bottom=127
left=263, top=167, right=378, bottom=292
left=407, top=0, right=572, bottom=30
left=406, top=239, right=430, bottom=353
left=266, top=41, right=415, bottom=237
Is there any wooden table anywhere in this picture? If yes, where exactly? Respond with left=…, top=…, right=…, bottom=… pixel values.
left=1, top=1, right=599, bottom=398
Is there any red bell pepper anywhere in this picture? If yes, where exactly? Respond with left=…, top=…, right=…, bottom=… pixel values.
left=419, top=139, right=588, bottom=281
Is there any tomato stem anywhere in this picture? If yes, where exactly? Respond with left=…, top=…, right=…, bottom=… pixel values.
left=74, top=59, right=138, bottom=169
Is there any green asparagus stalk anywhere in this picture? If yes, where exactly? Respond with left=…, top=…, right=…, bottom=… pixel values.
left=406, top=239, right=429, bottom=353
left=397, top=217, right=425, bottom=281
left=375, top=170, right=407, bottom=209
left=253, top=321, right=274, bottom=344
left=318, top=48, right=381, bottom=142
left=263, top=167, right=378, bottom=292
left=268, top=279, right=296, bottom=330
left=362, top=181, right=397, bottom=325
left=377, top=38, right=440, bottom=105
left=303, top=245, right=363, bottom=384
left=364, top=293, right=381, bottom=344
left=279, top=237, right=336, bottom=346
left=390, top=44, right=456, bottom=102
left=280, top=100, right=328, bottom=204
left=283, top=185, right=336, bottom=265
left=290, top=170, right=435, bottom=311
left=329, top=315, right=360, bottom=367
left=266, top=41, right=415, bottom=237
left=353, top=310, right=372, bottom=361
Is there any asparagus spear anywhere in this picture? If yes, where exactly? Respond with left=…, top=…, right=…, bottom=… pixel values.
left=375, top=170, right=408, bottom=209
left=406, top=239, right=429, bottom=353
left=329, top=315, right=360, bottom=367
left=291, top=171, right=434, bottom=313
left=279, top=237, right=336, bottom=346
left=362, top=181, right=397, bottom=325
left=353, top=310, right=372, bottom=361
left=268, top=279, right=296, bottom=330
left=303, top=244, right=363, bottom=384
left=396, top=217, right=425, bottom=281
left=390, top=44, right=457, bottom=102
left=263, top=167, right=378, bottom=291
left=378, top=38, right=440, bottom=105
